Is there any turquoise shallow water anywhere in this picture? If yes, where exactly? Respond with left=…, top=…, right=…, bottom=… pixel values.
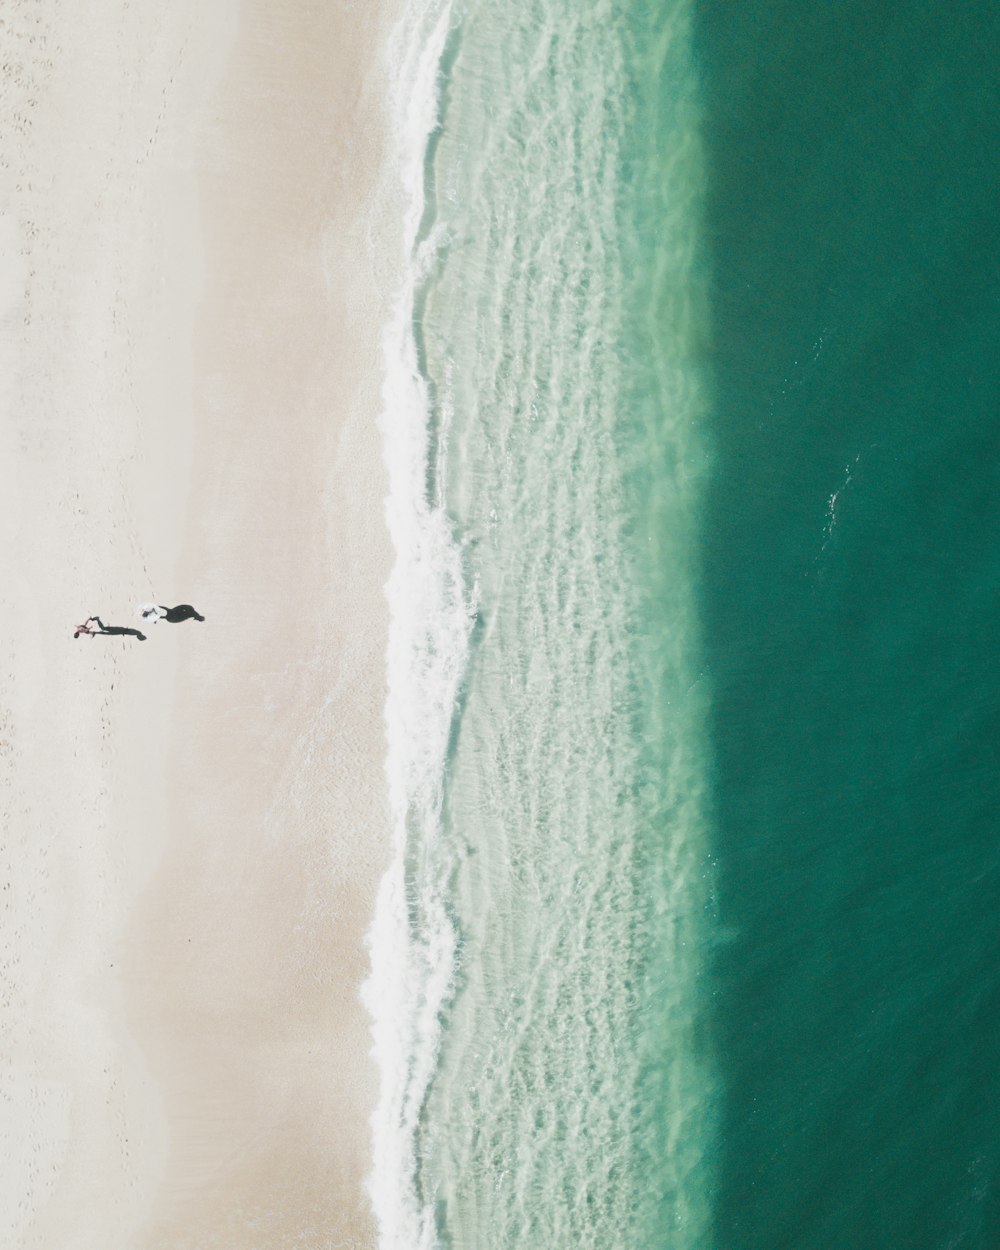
left=376, top=0, right=1000, bottom=1246
left=395, top=0, right=717, bottom=1245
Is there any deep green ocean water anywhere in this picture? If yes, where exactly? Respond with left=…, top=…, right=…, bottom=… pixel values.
left=371, top=1, right=1000, bottom=1246
left=696, top=3, right=1000, bottom=1247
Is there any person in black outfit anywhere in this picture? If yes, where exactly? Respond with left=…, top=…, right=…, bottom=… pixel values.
left=157, top=604, right=205, bottom=623
left=75, top=617, right=146, bottom=641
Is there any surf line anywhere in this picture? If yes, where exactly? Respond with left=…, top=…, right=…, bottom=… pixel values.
left=362, top=3, right=473, bottom=1250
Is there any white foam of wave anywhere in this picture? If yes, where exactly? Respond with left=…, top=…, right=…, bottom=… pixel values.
left=362, top=2, right=470, bottom=1248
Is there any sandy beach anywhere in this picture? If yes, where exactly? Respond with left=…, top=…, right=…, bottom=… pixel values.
left=2, top=2, right=400, bottom=1246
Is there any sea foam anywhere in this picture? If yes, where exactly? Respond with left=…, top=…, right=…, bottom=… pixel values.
left=362, top=2, right=470, bottom=1247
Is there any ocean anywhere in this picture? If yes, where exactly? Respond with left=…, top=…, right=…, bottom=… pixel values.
left=366, top=1, right=1000, bottom=1247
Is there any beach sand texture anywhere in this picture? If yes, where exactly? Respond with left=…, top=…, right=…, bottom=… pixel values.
left=1, top=2, right=398, bottom=1246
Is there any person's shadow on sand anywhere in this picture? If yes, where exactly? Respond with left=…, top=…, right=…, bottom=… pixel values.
left=157, top=604, right=205, bottom=623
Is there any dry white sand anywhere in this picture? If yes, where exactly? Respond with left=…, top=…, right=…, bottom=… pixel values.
left=1, top=2, right=401, bottom=1246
